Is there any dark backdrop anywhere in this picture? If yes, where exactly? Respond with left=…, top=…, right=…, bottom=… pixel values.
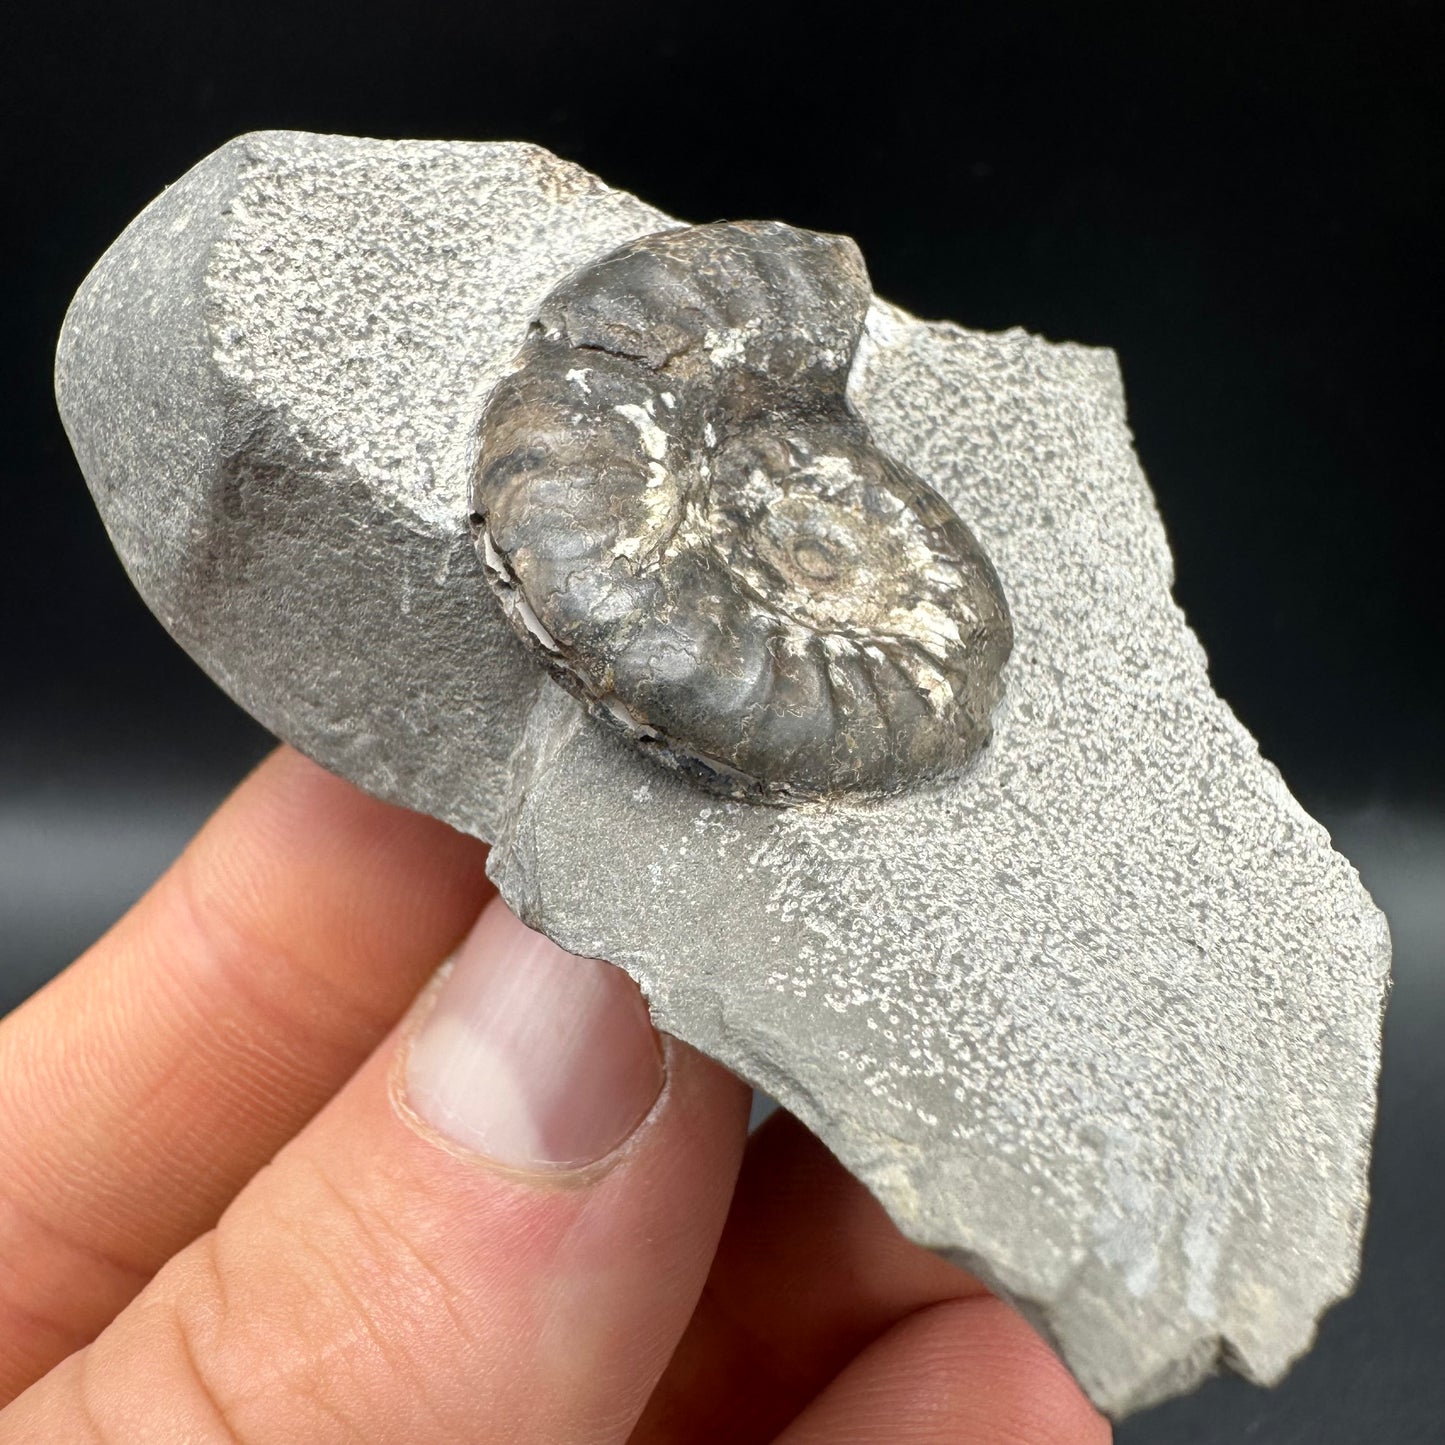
left=1, top=3, right=1441, bottom=1442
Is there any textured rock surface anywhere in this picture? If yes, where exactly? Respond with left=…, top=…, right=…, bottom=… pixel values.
left=56, top=132, right=1391, bottom=1417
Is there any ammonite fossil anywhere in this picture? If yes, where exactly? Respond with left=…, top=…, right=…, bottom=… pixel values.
left=472, top=220, right=1012, bottom=803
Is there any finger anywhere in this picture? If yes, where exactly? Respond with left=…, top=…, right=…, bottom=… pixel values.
left=2, top=898, right=753, bottom=1444
left=0, top=746, right=491, bottom=1401
left=773, top=1296, right=1110, bottom=1445
left=633, top=1110, right=990, bottom=1443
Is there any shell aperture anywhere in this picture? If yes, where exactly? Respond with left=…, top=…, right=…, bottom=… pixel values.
left=472, top=221, right=1012, bottom=803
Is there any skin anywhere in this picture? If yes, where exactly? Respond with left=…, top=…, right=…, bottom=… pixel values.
left=0, top=746, right=1109, bottom=1443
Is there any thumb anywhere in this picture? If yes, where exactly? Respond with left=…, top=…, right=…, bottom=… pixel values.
left=3, top=898, right=751, bottom=1444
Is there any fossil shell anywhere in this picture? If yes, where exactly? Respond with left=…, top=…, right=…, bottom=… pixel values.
left=472, top=220, right=1012, bottom=802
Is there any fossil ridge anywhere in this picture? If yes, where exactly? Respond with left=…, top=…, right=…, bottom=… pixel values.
left=55, top=132, right=1390, bottom=1419
left=474, top=219, right=1012, bottom=802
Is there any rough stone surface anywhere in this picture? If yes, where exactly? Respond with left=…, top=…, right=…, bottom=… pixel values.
left=56, top=131, right=1391, bottom=1418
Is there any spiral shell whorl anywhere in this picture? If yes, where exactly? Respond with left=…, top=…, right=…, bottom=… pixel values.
left=473, top=220, right=1012, bottom=802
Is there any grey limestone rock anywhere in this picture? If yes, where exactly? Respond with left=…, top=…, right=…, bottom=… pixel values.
left=56, top=131, right=1390, bottom=1418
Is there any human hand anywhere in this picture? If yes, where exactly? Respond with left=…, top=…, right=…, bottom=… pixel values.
left=0, top=747, right=1109, bottom=1443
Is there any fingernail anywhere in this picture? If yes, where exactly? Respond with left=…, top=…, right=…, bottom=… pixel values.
left=404, top=897, right=665, bottom=1170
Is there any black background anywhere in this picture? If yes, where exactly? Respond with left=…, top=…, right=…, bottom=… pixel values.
left=1, top=2, right=1441, bottom=1441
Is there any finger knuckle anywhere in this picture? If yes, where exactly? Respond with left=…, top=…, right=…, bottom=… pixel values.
left=161, top=1235, right=253, bottom=1445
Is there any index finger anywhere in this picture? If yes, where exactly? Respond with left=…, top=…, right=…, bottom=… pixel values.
left=0, top=746, right=491, bottom=1402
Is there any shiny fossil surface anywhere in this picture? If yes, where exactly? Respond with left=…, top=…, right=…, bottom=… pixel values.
left=474, top=220, right=1012, bottom=801
left=55, top=132, right=1390, bottom=1419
